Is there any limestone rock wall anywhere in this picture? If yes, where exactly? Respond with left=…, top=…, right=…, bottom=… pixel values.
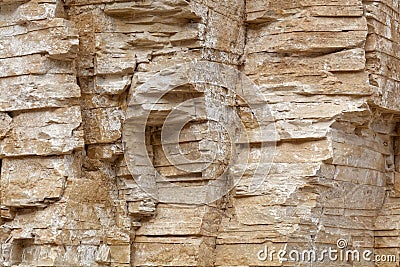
left=364, top=0, right=400, bottom=262
left=0, top=0, right=399, bottom=266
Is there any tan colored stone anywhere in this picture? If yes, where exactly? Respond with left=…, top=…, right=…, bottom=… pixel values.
left=331, top=141, right=386, bottom=171
left=0, top=54, right=75, bottom=79
left=274, top=140, right=332, bottom=163
left=247, top=31, right=367, bottom=54
left=0, top=19, right=78, bottom=60
left=109, top=245, right=130, bottom=264
left=0, top=106, right=84, bottom=157
left=82, top=107, right=124, bottom=144
left=133, top=237, right=202, bottom=266
left=1, top=0, right=400, bottom=266
left=87, top=143, right=123, bottom=161
left=246, top=48, right=366, bottom=76
left=136, top=204, right=207, bottom=236
left=0, top=113, right=11, bottom=139
left=0, top=74, right=81, bottom=111
left=0, top=156, right=73, bottom=207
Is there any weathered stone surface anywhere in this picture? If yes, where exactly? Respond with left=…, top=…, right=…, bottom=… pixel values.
left=0, top=106, right=84, bottom=157
left=0, top=74, right=81, bottom=111
left=0, top=113, right=12, bottom=139
left=82, top=107, right=124, bottom=144
left=136, top=204, right=207, bottom=236
left=247, top=31, right=367, bottom=54
left=246, top=0, right=364, bottom=23
left=0, top=9, right=80, bottom=113
left=0, top=20, right=78, bottom=59
left=87, top=143, right=123, bottom=161
left=1, top=0, right=400, bottom=266
left=0, top=156, right=71, bottom=207
left=133, top=237, right=202, bottom=266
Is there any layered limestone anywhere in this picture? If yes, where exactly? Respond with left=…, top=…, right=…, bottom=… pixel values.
left=0, top=0, right=400, bottom=266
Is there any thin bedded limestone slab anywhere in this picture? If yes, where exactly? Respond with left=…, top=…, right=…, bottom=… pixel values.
left=0, top=54, right=75, bottom=79
left=0, top=106, right=83, bottom=157
left=135, top=204, right=208, bottom=236
left=247, top=31, right=367, bottom=54
left=0, top=155, right=73, bottom=207
left=0, top=74, right=80, bottom=111
left=133, top=236, right=202, bottom=266
left=0, top=19, right=78, bottom=60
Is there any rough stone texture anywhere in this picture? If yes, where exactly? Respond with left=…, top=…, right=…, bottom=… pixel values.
left=0, top=0, right=399, bottom=266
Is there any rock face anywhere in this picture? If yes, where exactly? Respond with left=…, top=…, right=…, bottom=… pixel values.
left=0, top=0, right=399, bottom=266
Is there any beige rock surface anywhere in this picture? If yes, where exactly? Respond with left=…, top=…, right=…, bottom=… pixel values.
left=0, top=0, right=399, bottom=266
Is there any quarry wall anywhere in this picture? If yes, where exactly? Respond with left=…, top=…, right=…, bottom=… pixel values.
left=0, top=0, right=399, bottom=266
